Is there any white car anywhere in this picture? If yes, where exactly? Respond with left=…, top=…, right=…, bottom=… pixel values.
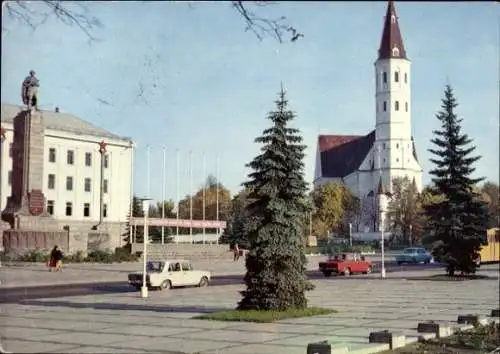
left=127, top=259, right=211, bottom=290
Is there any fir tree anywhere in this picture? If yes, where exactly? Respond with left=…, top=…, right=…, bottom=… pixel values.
left=123, top=196, right=145, bottom=246
left=426, top=85, right=488, bottom=276
left=237, top=86, right=313, bottom=311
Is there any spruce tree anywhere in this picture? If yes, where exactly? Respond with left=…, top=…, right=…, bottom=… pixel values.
left=426, top=85, right=488, bottom=276
left=237, top=86, right=313, bottom=311
left=123, top=196, right=145, bottom=245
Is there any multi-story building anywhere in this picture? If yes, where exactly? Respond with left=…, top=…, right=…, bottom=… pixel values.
left=0, top=103, right=134, bottom=249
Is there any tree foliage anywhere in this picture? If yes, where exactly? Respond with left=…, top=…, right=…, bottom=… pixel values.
left=238, top=86, right=313, bottom=311
left=177, top=175, right=232, bottom=234
left=386, top=176, right=422, bottom=245
left=311, top=182, right=357, bottom=238
left=220, top=189, right=252, bottom=248
left=425, top=85, right=488, bottom=276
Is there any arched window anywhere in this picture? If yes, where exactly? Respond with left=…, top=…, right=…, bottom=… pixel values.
left=405, top=102, right=408, bottom=112
left=391, top=15, right=396, bottom=24
left=395, top=71, right=399, bottom=83
left=383, top=101, right=387, bottom=112
left=396, top=143, right=399, bottom=149
left=404, top=73, right=408, bottom=84
left=383, top=72, right=387, bottom=84
left=395, top=101, right=399, bottom=111
left=392, top=46, right=400, bottom=57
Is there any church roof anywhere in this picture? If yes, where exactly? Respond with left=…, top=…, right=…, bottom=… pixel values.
left=1, top=103, right=131, bottom=142
left=378, top=1, right=407, bottom=60
left=318, top=131, right=376, bottom=178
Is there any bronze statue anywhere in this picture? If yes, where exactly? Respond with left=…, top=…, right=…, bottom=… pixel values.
left=21, top=70, right=40, bottom=110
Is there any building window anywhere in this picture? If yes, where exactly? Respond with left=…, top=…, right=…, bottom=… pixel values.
left=404, top=73, right=408, bottom=84
left=396, top=143, right=399, bottom=149
left=395, top=101, right=400, bottom=111
left=49, top=148, right=56, bottom=163
left=47, top=200, right=54, bottom=215
left=104, top=155, right=109, bottom=168
left=84, top=178, right=92, bottom=192
left=8, top=171, right=12, bottom=185
left=383, top=143, right=386, bottom=149
left=405, top=102, right=408, bottom=112
left=9, top=143, right=13, bottom=158
left=103, top=179, right=109, bottom=194
left=383, top=72, right=387, bottom=84
left=67, top=150, right=74, bottom=165
left=383, top=158, right=386, bottom=164
left=103, top=204, right=108, bottom=218
left=392, top=47, right=400, bottom=57
left=396, top=158, right=399, bottom=163
left=83, top=203, right=90, bottom=217
left=48, top=174, right=56, bottom=189
left=394, top=71, right=399, bottom=83
left=85, top=152, right=92, bottom=167
left=66, top=176, right=73, bottom=191
left=65, top=202, right=73, bottom=216
left=383, top=101, right=387, bottom=112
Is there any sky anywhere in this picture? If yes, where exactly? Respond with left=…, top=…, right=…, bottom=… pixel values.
left=2, top=1, right=498, bottom=203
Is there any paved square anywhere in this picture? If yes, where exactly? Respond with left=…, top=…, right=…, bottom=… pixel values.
left=1, top=266, right=498, bottom=353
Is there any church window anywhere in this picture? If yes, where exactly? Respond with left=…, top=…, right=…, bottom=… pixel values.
left=396, top=143, right=399, bottom=149
left=395, top=71, right=399, bottom=82
left=383, top=101, right=387, bottom=112
left=395, top=101, right=400, bottom=111
left=391, top=15, right=396, bottom=24
left=383, top=72, right=387, bottom=84
left=405, top=102, right=408, bottom=112
left=404, top=73, right=408, bottom=84
left=383, top=143, right=386, bottom=149
left=392, top=47, right=400, bottom=57
left=383, top=158, right=386, bottom=164
left=396, top=158, right=399, bottom=163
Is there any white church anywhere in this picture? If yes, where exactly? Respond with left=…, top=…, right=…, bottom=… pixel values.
left=313, top=1, right=423, bottom=235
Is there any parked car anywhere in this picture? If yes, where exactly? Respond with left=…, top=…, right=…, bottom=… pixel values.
left=127, top=259, right=211, bottom=290
left=318, top=253, right=373, bottom=277
left=395, top=247, right=433, bottom=265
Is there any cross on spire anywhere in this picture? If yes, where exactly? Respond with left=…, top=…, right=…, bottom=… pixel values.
left=378, top=1, right=407, bottom=60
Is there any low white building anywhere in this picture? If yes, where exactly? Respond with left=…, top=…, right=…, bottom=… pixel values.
left=0, top=103, right=134, bottom=249
left=313, top=1, right=423, bottom=234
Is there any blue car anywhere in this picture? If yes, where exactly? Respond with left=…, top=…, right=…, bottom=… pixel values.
left=395, top=247, right=433, bottom=265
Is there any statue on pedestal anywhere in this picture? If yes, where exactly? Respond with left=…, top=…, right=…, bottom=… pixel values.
left=21, top=70, right=40, bottom=110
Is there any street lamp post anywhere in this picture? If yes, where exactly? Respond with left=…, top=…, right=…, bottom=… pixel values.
left=409, top=224, right=413, bottom=246
left=380, top=212, right=386, bottom=279
left=0, top=127, right=5, bottom=212
left=141, top=198, right=151, bottom=298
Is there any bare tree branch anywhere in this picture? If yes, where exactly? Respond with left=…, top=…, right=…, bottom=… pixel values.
left=231, top=1, right=303, bottom=43
left=3, top=0, right=102, bottom=41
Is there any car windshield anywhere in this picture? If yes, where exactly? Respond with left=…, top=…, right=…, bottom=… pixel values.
left=146, top=261, right=164, bottom=272
left=403, top=249, right=416, bottom=254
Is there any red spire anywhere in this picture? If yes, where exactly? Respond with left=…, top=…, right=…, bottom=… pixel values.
left=378, top=1, right=407, bottom=60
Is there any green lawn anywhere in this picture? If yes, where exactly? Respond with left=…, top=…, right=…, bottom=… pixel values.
left=193, top=307, right=336, bottom=323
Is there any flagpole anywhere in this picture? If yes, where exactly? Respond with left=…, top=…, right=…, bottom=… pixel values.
left=176, top=148, right=180, bottom=243
left=216, top=152, right=220, bottom=240
left=146, top=145, right=151, bottom=245
left=161, top=147, right=166, bottom=244
left=189, top=149, right=193, bottom=244
left=129, top=142, right=135, bottom=244
left=202, top=151, right=206, bottom=244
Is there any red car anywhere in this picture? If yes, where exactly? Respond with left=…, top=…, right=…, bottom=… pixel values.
left=318, top=253, right=373, bottom=277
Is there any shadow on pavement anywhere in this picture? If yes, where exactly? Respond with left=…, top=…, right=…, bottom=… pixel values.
left=16, top=299, right=229, bottom=314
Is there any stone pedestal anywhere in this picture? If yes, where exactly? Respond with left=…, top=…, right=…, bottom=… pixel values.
left=1, top=109, right=64, bottom=253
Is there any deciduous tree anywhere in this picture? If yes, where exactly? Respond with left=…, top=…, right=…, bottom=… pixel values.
left=238, top=86, right=313, bottom=311
left=480, top=181, right=499, bottom=229
left=426, top=85, right=488, bottom=276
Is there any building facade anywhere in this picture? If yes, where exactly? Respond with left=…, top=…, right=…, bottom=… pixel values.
left=313, top=1, right=423, bottom=233
left=0, top=103, right=134, bottom=235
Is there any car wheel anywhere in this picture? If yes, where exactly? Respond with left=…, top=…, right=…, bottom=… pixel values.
left=159, top=280, right=171, bottom=290
left=199, top=276, right=209, bottom=287
left=343, top=268, right=351, bottom=276
left=412, top=258, right=418, bottom=264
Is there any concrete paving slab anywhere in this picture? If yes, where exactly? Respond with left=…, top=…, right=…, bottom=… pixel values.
left=348, top=343, right=391, bottom=354
left=169, top=328, right=298, bottom=343
left=1, top=327, right=68, bottom=341
left=62, top=345, right=150, bottom=353
left=0, top=339, right=76, bottom=353
left=200, top=343, right=307, bottom=354
left=98, top=324, right=206, bottom=337
left=33, top=332, right=134, bottom=347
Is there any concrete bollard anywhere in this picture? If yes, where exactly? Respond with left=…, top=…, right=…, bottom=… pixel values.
left=307, top=341, right=331, bottom=354
left=491, top=309, right=500, bottom=318
left=457, top=314, right=479, bottom=325
left=368, top=330, right=406, bottom=349
left=417, top=321, right=453, bottom=338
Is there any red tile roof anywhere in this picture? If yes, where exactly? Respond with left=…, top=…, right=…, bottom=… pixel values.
left=318, top=131, right=376, bottom=178
left=378, top=1, right=407, bottom=60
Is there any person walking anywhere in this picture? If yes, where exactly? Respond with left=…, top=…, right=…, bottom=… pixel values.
left=48, top=245, right=64, bottom=272
left=233, top=243, right=240, bottom=262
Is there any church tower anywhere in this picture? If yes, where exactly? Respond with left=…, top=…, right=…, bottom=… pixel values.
left=374, top=1, right=421, bottom=193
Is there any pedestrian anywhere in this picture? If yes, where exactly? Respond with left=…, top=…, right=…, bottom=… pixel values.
left=233, top=243, right=240, bottom=262
left=48, top=245, right=64, bottom=272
